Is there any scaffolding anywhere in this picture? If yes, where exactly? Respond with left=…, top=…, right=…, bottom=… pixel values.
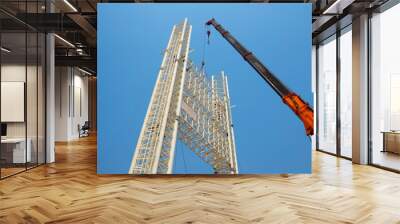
left=129, top=19, right=238, bottom=174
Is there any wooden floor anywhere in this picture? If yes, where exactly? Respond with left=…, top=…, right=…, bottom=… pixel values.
left=0, top=167, right=26, bottom=178
left=1, top=135, right=400, bottom=223
left=373, top=151, right=400, bottom=171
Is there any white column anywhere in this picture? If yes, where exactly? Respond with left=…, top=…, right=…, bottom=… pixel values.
left=46, top=32, right=55, bottom=163
left=45, top=1, right=55, bottom=163
left=55, top=67, right=74, bottom=141
left=352, top=14, right=369, bottom=164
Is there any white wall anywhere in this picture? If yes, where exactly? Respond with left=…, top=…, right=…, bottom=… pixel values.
left=55, top=67, right=89, bottom=141
left=71, top=72, right=89, bottom=138
left=1, top=65, right=41, bottom=138
left=1, top=66, right=26, bottom=136
left=1, top=64, right=46, bottom=164
left=55, top=67, right=70, bottom=141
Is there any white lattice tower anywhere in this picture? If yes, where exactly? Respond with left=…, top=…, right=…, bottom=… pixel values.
left=129, top=19, right=238, bottom=174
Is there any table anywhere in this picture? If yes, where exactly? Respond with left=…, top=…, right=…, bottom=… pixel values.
left=1, top=138, right=31, bottom=164
left=382, top=131, right=400, bottom=154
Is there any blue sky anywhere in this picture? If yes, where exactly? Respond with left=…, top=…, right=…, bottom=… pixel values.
left=98, top=3, right=312, bottom=174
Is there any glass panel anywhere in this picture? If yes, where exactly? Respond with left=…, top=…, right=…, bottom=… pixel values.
left=371, top=4, right=400, bottom=171
left=318, top=35, right=337, bottom=154
left=339, top=27, right=352, bottom=158
left=1, top=31, right=27, bottom=177
left=26, top=0, right=39, bottom=169
left=38, top=32, right=45, bottom=165
left=27, top=31, right=38, bottom=169
left=0, top=1, right=46, bottom=179
left=312, top=45, right=317, bottom=150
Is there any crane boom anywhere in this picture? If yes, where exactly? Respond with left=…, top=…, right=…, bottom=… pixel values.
left=206, top=18, right=314, bottom=136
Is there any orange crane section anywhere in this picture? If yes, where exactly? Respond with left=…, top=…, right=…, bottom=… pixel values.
left=206, top=18, right=314, bottom=136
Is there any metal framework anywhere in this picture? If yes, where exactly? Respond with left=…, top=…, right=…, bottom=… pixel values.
left=129, top=19, right=238, bottom=174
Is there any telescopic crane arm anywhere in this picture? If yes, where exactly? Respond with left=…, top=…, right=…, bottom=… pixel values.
left=206, top=18, right=314, bottom=136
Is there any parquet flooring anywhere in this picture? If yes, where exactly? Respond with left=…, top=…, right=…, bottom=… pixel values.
left=1, top=135, right=400, bottom=223
left=0, top=167, right=26, bottom=178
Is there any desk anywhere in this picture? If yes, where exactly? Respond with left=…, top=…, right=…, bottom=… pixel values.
left=382, top=131, right=400, bottom=154
left=1, top=138, right=31, bottom=163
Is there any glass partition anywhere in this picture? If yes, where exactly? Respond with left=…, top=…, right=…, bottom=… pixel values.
left=1, top=30, right=28, bottom=177
left=0, top=1, right=46, bottom=179
left=38, top=32, right=45, bottom=165
left=370, top=3, right=400, bottom=171
left=339, top=26, right=352, bottom=158
left=317, top=35, right=337, bottom=154
left=27, top=31, right=38, bottom=169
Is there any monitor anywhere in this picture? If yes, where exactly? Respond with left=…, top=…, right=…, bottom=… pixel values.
left=1, top=123, right=7, bottom=137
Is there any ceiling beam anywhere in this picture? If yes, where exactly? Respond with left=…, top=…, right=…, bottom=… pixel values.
left=323, top=0, right=356, bottom=14
left=67, top=13, right=97, bottom=39
left=55, top=55, right=96, bottom=72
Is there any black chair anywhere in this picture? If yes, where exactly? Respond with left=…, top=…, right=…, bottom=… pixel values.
left=79, top=121, right=90, bottom=138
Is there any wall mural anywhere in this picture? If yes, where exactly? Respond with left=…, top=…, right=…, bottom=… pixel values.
left=98, top=4, right=312, bottom=174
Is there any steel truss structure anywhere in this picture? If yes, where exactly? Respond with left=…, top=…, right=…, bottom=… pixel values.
left=129, top=19, right=238, bottom=174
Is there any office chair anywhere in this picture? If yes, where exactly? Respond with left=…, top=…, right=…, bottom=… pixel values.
left=79, top=121, right=90, bottom=138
